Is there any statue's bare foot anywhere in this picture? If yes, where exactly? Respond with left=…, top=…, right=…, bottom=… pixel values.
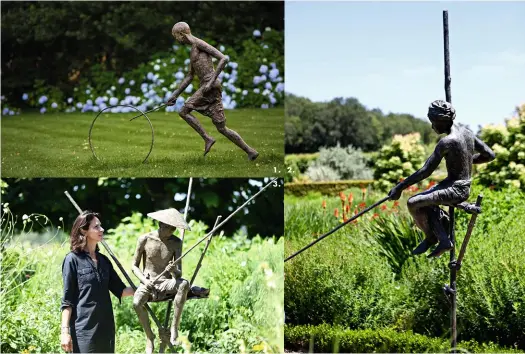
left=170, top=329, right=179, bottom=346
left=464, top=204, right=481, bottom=214
left=146, top=335, right=155, bottom=354
left=248, top=150, right=259, bottom=161
left=427, top=240, right=453, bottom=258
left=411, top=238, right=437, bottom=256
left=204, top=138, right=216, bottom=156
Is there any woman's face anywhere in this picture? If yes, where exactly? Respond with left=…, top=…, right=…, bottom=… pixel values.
left=82, top=217, right=104, bottom=243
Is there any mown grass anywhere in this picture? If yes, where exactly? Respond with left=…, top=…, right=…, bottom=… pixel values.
left=1, top=108, right=284, bottom=177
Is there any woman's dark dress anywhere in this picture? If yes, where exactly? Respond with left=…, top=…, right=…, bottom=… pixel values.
left=61, top=250, right=126, bottom=353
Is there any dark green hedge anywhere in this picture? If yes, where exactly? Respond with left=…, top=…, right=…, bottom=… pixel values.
left=284, top=180, right=374, bottom=196
left=285, top=324, right=523, bottom=353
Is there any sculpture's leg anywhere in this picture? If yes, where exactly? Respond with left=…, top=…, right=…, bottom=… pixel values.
left=213, top=120, right=259, bottom=160
left=408, top=192, right=453, bottom=257
left=170, top=278, right=190, bottom=344
left=179, top=106, right=216, bottom=155
left=133, top=287, right=156, bottom=354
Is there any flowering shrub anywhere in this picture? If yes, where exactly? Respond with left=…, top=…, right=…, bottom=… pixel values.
left=3, top=28, right=284, bottom=116
left=370, top=133, right=426, bottom=192
left=476, top=104, right=525, bottom=190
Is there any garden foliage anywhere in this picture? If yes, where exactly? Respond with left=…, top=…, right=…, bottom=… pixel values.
left=285, top=324, right=522, bottom=353
left=285, top=184, right=525, bottom=350
left=1, top=2, right=284, bottom=113
left=1, top=208, right=284, bottom=353
left=370, top=133, right=427, bottom=192
left=477, top=104, right=525, bottom=190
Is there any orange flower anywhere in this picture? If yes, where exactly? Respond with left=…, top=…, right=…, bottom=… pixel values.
left=399, top=177, right=405, bottom=182
left=339, top=191, right=346, bottom=202
left=372, top=213, right=379, bottom=219
left=489, top=185, right=495, bottom=190
left=343, top=215, right=348, bottom=222
left=345, top=204, right=350, bottom=214
left=348, top=193, right=354, bottom=205
left=358, top=202, right=367, bottom=210
left=393, top=201, right=400, bottom=207
left=380, top=205, right=387, bottom=211
left=361, top=187, right=366, bottom=201
left=426, top=180, right=436, bottom=190
left=334, top=208, right=339, bottom=218
left=322, top=200, right=326, bottom=209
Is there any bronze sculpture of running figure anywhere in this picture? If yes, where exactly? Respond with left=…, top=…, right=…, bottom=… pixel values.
left=388, top=100, right=495, bottom=258
left=167, top=22, right=259, bottom=161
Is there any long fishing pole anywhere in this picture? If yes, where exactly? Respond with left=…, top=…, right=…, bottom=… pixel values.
left=285, top=196, right=390, bottom=263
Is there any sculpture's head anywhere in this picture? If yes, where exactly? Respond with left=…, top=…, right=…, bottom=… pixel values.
left=172, top=22, right=191, bottom=44
left=427, top=100, right=455, bottom=134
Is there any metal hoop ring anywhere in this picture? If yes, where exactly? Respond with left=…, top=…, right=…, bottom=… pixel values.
left=88, top=104, right=155, bottom=164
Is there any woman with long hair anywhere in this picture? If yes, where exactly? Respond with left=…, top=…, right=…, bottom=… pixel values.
left=60, top=211, right=134, bottom=353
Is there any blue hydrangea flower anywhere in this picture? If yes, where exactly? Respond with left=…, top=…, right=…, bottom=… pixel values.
left=38, top=96, right=48, bottom=105
left=118, top=77, right=125, bottom=85
left=22, top=93, right=28, bottom=100
left=170, top=58, right=176, bottom=64
left=254, top=88, right=260, bottom=94
left=259, top=65, right=268, bottom=74
left=242, top=90, right=248, bottom=96
left=154, top=64, right=160, bottom=71
left=147, top=72, right=154, bottom=80
left=86, top=89, right=91, bottom=94
left=76, top=102, right=83, bottom=108
left=40, top=107, right=46, bottom=114
left=125, top=88, right=131, bottom=95
left=269, top=68, right=279, bottom=80
left=253, top=76, right=261, bottom=85
left=111, top=107, right=121, bottom=114
left=261, top=104, right=269, bottom=109
left=2, top=108, right=9, bottom=115
left=253, top=29, right=261, bottom=37
left=87, top=99, right=93, bottom=106
left=109, top=97, right=118, bottom=106
left=185, top=84, right=193, bottom=93
left=176, top=96, right=185, bottom=105
left=270, top=96, right=277, bottom=104
left=184, top=58, right=190, bottom=65
left=129, top=80, right=135, bottom=86
left=9, top=110, right=15, bottom=116
left=51, top=102, right=58, bottom=109
left=276, top=83, right=285, bottom=92
left=67, top=97, right=73, bottom=104
left=270, top=62, right=277, bottom=69
left=175, top=71, right=185, bottom=80
left=219, top=45, right=225, bottom=52
left=265, top=82, right=273, bottom=90
left=92, top=106, right=100, bottom=112
left=229, top=62, right=238, bottom=69
left=262, top=89, right=270, bottom=96
left=111, top=86, right=116, bottom=91
left=263, top=44, right=269, bottom=49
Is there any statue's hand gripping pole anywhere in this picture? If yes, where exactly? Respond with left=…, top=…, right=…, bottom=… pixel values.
left=285, top=196, right=391, bottom=262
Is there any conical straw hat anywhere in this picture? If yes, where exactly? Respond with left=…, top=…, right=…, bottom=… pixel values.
left=147, top=208, right=191, bottom=230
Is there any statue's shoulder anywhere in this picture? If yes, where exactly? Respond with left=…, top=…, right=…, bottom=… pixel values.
left=169, top=234, right=183, bottom=245
left=140, top=231, right=158, bottom=243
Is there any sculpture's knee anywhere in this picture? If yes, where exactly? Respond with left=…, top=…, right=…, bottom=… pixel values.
left=215, top=123, right=227, bottom=134
left=133, top=293, right=147, bottom=309
left=179, top=106, right=190, bottom=118
left=179, top=279, right=190, bottom=294
left=407, top=196, right=420, bottom=212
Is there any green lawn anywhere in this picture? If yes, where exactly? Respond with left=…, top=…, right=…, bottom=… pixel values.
left=1, top=108, right=284, bottom=177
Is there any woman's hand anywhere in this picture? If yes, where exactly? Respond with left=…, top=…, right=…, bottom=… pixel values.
left=60, top=331, right=72, bottom=352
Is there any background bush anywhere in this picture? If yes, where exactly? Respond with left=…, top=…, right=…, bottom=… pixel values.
left=370, top=133, right=427, bottom=192
left=1, top=1, right=284, bottom=111
left=477, top=104, right=525, bottom=190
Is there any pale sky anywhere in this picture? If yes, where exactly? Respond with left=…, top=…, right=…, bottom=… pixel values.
left=285, top=1, right=525, bottom=130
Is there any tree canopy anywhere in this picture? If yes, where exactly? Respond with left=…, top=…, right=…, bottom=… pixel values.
left=1, top=178, right=283, bottom=238
left=285, top=94, right=435, bottom=153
